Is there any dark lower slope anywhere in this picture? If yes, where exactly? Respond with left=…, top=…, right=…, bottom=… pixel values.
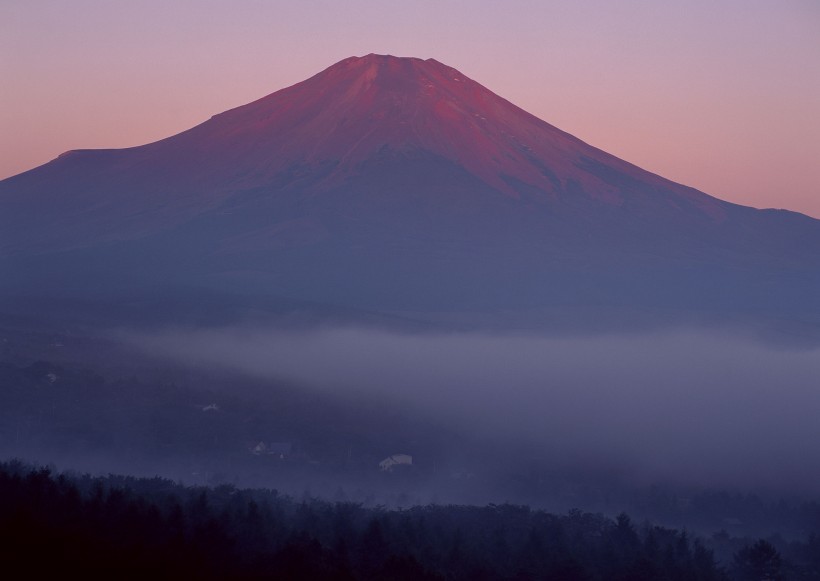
left=2, top=148, right=819, bottom=329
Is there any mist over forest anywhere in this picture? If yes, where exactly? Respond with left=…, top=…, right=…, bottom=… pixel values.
left=128, top=325, right=820, bottom=497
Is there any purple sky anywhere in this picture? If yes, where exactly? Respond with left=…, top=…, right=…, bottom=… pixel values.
left=2, top=0, right=819, bottom=217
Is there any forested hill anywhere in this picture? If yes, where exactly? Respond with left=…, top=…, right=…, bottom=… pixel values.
left=1, top=462, right=815, bottom=579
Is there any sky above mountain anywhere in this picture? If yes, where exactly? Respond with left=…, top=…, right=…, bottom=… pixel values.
left=2, top=0, right=819, bottom=217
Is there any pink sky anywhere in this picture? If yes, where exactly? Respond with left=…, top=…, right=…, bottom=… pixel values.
left=2, top=0, right=819, bottom=217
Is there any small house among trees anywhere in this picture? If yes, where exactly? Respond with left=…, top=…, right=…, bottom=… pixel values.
left=249, top=441, right=293, bottom=459
left=379, top=454, right=412, bottom=471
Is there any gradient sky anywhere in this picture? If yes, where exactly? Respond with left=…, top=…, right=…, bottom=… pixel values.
left=2, top=0, right=819, bottom=217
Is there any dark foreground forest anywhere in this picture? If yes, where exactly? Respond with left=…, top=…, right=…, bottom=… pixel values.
left=1, top=462, right=818, bottom=580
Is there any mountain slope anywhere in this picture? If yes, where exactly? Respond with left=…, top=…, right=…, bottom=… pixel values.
left=1, top=54, right=819, bottom=323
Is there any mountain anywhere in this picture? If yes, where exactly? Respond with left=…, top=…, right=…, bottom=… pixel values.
left=1, top=54, right=819, bottom=328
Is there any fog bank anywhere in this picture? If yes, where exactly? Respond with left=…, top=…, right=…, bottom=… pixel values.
left=128, top=327, right=820, bottom=495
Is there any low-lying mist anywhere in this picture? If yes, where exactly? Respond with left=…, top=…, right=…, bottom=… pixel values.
left=127, top=326, right=820, bottom=497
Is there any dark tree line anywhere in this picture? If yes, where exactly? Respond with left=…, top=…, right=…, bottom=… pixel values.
left=2, top=460, right=791, bottom=580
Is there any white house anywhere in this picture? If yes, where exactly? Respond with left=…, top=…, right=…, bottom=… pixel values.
left=250, top=441, right=293, bottom=458
left=379, top=454, right=413, bottom=471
